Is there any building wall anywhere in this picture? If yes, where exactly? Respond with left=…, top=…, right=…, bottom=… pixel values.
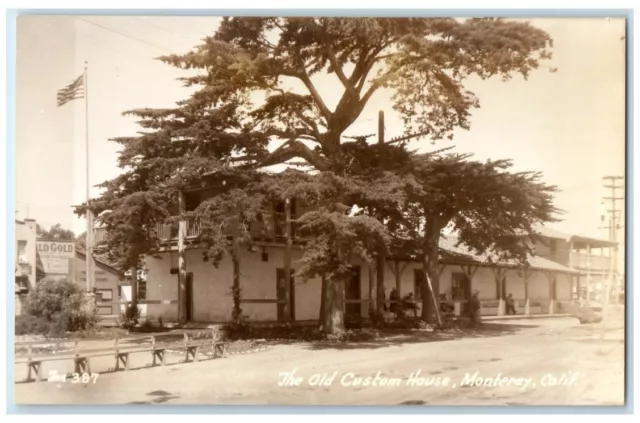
left=75, top=256, right=121, bottom=316
left=144, top=245, right=575, bottom=322
left=15, top=219, right=37, bottom=290
left=534, top=238, right=571, bottom=266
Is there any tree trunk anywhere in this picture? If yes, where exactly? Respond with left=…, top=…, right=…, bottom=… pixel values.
left=319, top=275, right=327, bottom=331
left=322, top=273, right=346, bottom=335
left=231, top=222, right=242, bottom=321
left=421, top=219, right=442, bottom=324
left=376, top=253, right=386, bottom=316
left=177, top=192, right=187, bottom=324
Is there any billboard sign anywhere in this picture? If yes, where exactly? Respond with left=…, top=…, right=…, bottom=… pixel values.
left=37, top=241, right=75, bottom=275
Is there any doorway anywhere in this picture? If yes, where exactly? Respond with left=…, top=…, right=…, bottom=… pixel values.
left=276, top=268, right=296, bottom=321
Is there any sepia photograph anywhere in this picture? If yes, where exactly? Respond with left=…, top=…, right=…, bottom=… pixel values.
left=11, top=11, right=627, bottom=408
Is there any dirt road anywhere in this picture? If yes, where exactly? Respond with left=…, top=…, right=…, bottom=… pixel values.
left=14, top=316, right=625, bottom=406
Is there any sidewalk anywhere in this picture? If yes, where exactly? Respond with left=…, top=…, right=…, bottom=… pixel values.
left=481, top=313, right=573, bottom=321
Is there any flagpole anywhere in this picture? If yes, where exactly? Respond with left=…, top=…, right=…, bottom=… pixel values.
left=84, top=61, right=94, bottom=293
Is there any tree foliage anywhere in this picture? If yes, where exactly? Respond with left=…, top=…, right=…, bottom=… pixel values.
left=156, top=17, right=552, bottom=170
left=36, top=223, right=76, bottom=241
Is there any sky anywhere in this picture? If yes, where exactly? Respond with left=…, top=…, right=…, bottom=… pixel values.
left=15, top=16, right=626, bottom=246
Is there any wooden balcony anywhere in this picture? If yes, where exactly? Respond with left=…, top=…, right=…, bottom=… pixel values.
left=570, top=252, right=613, bottom=272
left=153, top=218, right=202, bottom=240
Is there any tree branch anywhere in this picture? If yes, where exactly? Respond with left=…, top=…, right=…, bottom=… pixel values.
left=258, top=139, right=330, bottom=170
left=298, top=70, right=332, bottom=122
left=326, top=43, right=358, bottom=97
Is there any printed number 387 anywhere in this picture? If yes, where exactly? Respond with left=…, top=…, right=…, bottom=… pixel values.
left=71, top=373, right=99, bottom=384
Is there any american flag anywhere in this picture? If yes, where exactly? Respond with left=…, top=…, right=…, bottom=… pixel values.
left=56, top=75, right=84, bottom=107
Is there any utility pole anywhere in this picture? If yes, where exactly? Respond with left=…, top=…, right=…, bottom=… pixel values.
left=602, top=176, right=624, bottom=302
left=599, top=176, right=624, bottom=346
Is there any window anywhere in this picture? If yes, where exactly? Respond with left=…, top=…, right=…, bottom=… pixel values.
left=96, top=289, right=113, bottom=301
left=17, top=240, right=27, bottom=256
left=138, top=280, right=147, bottom=300
left=413, top=269, right=424, bottom=299
left=549, top=240, right=558, bottom=258
left=274, top=199, right=297, bottom=238
left=17, top=241, right=27, bottom=263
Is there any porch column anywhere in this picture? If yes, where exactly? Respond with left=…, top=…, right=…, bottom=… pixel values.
left=460, top=265, right=478, bottom=317
left=368, top=263, right=376, bottom=318
left=283, top=198, right=292, bottom=321
left=177, top=191, right=187, bottom=324
left=491, top=267, right=506, bottom=316
left=544, top=271, right=555, bottom=315
left=569, top=275, right=575, bottom=304
left=386, top=259, right=410, bottom=310
left=522, top=267, right=530, bottom=316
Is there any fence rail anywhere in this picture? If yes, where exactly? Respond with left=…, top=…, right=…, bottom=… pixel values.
left=15, top=329, right=227, bottom=383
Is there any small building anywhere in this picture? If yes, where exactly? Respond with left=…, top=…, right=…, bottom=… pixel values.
left=35, top=238, right=123, bottom=319
left=73, top=250, right=123, bottom=318
left=15, top=218, right=42, bottom=315
left=533, top=227, right=618, bottom=303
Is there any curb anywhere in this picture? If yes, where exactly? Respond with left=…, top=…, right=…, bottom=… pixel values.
left=481, top=314, right=573, bottom=321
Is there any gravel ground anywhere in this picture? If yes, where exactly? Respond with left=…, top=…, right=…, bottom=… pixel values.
left=13, top=315, right=626, bottom=406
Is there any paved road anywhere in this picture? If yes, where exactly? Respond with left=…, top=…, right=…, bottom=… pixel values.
left=14, top=316, right=625, bottom=406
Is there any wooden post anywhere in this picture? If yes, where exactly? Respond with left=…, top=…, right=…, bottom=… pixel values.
left=491, top=267, right=506, bottom=316
left=177, top=191, right=187, bottom=324
left=542, top=271, right=555, bottom=315
left=283, top=198, right=292, bottom=321
left=460, top=265, right=478, bottom=317
left=231, top=219, right=241, bottom=320
left=367, top=264, right=376, bottom=319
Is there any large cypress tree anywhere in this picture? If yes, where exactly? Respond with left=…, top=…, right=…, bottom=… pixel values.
left=77, top=17, right=555, bottom=334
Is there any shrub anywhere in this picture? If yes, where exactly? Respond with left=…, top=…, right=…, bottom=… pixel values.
left=21, top=278, right=101, bottom=336
left=118, top=305, right=141, bottom=330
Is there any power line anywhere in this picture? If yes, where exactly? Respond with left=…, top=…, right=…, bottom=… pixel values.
left=138, top=17, right=197, bottom=44
left=74, top=16, right=174, bottom=54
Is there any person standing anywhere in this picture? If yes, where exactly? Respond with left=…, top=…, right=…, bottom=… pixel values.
left=506, top=293, right=517, bottom=315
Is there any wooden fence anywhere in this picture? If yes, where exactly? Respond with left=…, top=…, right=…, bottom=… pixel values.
left=14, top=328, right=227, bottom=383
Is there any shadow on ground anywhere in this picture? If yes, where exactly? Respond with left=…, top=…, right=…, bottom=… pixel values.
left=303, top=323, right=537, bottom=351
left=128, top=389, right=181, bottom=405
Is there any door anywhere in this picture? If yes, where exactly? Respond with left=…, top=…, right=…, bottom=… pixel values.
left=451, top=272, right=471, bottom=301
left=451, top=272, right=471, bottom=315
left=186, top=272, right=194, bottom=322
left=345, top=266, right=362, bottom=317
left=276, top=269, right=295, bottom=321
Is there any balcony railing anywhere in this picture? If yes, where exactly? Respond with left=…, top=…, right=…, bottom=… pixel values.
left=153, top=218, right=201, bottom=240
left=570, top=252, right=613, bottom=272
